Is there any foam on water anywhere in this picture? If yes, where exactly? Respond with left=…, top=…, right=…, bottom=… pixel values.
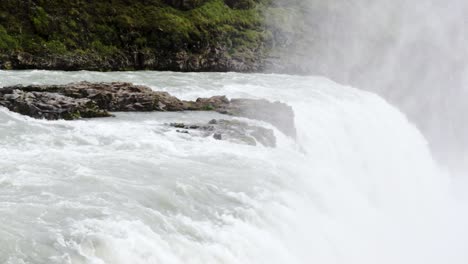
left=0, top=71, right=466, bottom=263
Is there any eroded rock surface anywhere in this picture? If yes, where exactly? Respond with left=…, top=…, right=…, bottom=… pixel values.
left=0, top=82, right=296, bottom=137
left=169, top=119, right=276, bottom=147
left=0, top=88, right=110, bottom=120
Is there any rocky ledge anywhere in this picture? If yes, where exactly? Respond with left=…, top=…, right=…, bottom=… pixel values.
left=0, top=82, right=296, bottom=138
left=170, top=119, right=277, bottom=147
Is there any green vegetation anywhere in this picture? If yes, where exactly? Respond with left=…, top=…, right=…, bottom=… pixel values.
left=0, top=25, right=18, bottom=51
left=0, top=0, right=276, bottom=71
left=201, top=104, right=215, bottom=110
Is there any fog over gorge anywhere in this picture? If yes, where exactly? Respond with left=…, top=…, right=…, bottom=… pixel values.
left=268, top=0, right=468, bottom=174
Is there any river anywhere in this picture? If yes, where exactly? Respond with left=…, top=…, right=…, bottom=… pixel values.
left=0, top=70, right=466, bottom=263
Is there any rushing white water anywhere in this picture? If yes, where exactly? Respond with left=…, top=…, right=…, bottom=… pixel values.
left=267, top=0, right=468, bottom=173
left=0, top=71, right=466, bottom=264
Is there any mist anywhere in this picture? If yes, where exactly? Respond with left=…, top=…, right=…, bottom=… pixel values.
left=267, top=0, right=468, bottom=175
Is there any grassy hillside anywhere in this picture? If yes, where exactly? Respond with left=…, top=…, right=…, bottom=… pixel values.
left=0, top=0, right=275, bottom=71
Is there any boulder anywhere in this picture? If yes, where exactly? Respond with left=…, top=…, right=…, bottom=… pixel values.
left=0, top=82, right=296, bottom=138
left=169, top=119, right=276, bottom=147
left=0, top=89, right=109, bottom=120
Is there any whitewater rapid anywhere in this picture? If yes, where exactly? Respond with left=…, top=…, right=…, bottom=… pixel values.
left=0, top=71, right=466, bottom=264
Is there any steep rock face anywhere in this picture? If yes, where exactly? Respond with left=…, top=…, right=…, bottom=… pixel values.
left=0, top=82, right=296, bottom=138
left=0, top=0, right=272, bottom=72
left=2, top=44, right=265, bottom=72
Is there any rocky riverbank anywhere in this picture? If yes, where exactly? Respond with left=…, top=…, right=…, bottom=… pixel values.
left=0, top=82, right=296, bottom=138
left=0, top=0, right=277, bottom=72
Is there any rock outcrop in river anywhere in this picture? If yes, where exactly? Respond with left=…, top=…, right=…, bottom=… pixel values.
left=170, top=119, right=277, bottom=147
left=0, top=82, right=296, bottom=138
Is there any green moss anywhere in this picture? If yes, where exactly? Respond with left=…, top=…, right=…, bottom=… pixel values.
left=90, top=40, right=119, bottom=56
left=2, top=61, right=13, bottom=70
left=44, top=40, right=67, bottom=54
left=201, top=104, right=215, bottom=111
left=0, top=25, right=18, bottom=51
left=31, top=7, right=52, bottom=36
left=62, top=110, right=82, bottom=120
left=61, top=100, right=111, bottom=120
left=0, top=0, right=279, bottom=70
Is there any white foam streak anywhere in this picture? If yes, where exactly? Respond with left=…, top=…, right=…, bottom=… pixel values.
left=0, top=71, right=466, bottom=263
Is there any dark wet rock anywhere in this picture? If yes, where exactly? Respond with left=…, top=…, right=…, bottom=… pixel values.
left=0, top=82, right=221, bottom=119
left=213, top=133, right=223, bottom=140
left=176, top=129, right=190, bottom=134
left=170, top=123, right=188, bottom=128
left=0, top=82, right=295, bottom=138
left=180, top=95, right=231, bottom=112
left=8, top=82, right=188, bottom=112
left=0, top=89, right=110, bottom=120
left=169, top=119, right=276, bottom=147
left=169, top=122, right=215, bottom=131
